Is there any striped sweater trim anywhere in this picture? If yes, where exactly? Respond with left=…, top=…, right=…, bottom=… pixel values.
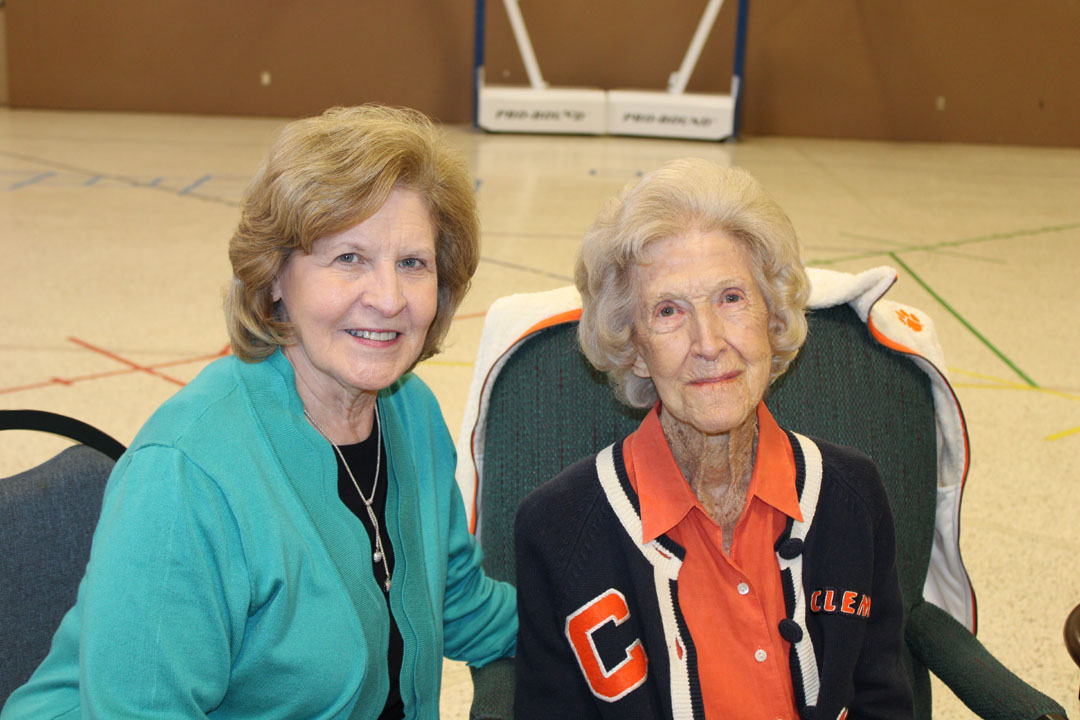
left=779, top=431, right=825, bottom=711
left=594, top=432, right=827, bottom=719
left=595, top=442, right=702, bottom=720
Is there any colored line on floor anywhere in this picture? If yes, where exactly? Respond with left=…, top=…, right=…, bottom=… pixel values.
left=809, top=250, right=897, bottom=267
left=0, top=150, right=239, bottom=207
left=949, top=368, right=1078, bottom=401
left=836, top=232, right=1005, bottom=264
left=150, top=343, right=232, bottom=368
left=179, top=175, right=212, bottom=195
left=0, top=344, right=230, bottom=396
left=1046, top=425, right=1080, bottom=441
left=888, top=252, right=1037, bottom=388
left=813, top=221, right=1080, bottom=267
left=929, top=221, right=1080, bottom=251
left=0, top=368, right=133, bottom=395
left=949, top=370, right=1077, bottom=442
left=951, top=382, right=1018, bottom=391
left=67, top=337, right=187, bottom=386
left=9, top=171, right=56, bottom=190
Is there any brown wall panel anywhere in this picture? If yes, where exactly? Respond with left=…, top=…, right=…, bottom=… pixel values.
left=6, top=0, right=474, bottom=122
left=7, top=0, right=1079, bottom=145
left=738, top=0, right=1080, bottom=145
left=482, top=0, right=1080, bottom=146
left=0, top=8, right=9, bottom=105
left=483, top=0, right=738, bottom=94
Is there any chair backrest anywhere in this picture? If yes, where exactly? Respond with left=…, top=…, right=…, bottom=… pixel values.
left=1067, top=603, right=1080, bottom=700
left=0, top=413, right=122, bottom=706
left=474, top=303, right=939, bottom=713
left=0, top=410, right=126, bottom=461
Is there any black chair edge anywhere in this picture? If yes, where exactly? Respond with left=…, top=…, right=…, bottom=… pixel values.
left=0, top=410, right=126, bottom=462
left=1067, top=602, right=1080, bottom=703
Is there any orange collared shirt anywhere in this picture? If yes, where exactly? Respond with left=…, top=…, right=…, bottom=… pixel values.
left=623, top=403, right=802, bottom=720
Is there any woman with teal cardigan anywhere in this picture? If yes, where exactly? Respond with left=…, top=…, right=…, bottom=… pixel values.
left=1, top=105, right=517, bottom=719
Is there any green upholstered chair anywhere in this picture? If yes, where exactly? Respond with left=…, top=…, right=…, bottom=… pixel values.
left=0, top=410, right=125, bottom=707
left=465, top=303, right=1066, bottom=720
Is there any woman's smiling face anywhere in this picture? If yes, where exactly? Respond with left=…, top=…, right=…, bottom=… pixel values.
left=272, top=187, right=439, bottom=406
left=630, top=230, right=773, bottom=436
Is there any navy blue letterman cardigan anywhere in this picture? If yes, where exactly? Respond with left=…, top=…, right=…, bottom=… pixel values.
left=514, top=430, right=913, bottom=720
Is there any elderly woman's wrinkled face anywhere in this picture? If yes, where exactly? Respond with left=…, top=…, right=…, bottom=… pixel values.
left=630, top=231, right=772, bottom=436
left=272, top=187, right=438, bottom=401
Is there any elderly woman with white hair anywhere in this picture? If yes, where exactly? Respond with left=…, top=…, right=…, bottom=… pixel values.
left=513, top=159, right=913, bottom=719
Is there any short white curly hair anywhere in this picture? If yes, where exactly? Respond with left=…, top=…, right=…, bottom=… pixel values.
left=575, top=158, right=810, bottom=409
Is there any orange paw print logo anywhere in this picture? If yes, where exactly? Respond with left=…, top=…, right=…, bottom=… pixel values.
left=896, top=309, right=923, bottom=332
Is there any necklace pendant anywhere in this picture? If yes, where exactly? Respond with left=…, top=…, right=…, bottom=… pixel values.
left=384, top=578, right=392, bottom=592
left=373, top=550, right=383, bottom=563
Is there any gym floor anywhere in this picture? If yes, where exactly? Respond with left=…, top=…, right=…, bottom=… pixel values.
left=2, top=108, right=1078, bottom=717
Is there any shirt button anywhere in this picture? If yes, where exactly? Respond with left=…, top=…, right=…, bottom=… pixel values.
left=737, top=582, right=750, bottom=595
left=754, top=648, right=768, bottom=662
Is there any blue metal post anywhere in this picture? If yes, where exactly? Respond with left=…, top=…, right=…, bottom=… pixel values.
left=731, top=0, right=750, bottom=140
left=473, top=0, right=486, bottom=128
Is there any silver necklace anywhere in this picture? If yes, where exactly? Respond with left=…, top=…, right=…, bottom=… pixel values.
left=304, top=406, right=392, bottom=593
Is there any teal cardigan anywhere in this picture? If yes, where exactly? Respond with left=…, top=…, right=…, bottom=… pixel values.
left=2, top=350, right=517, bottom=719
